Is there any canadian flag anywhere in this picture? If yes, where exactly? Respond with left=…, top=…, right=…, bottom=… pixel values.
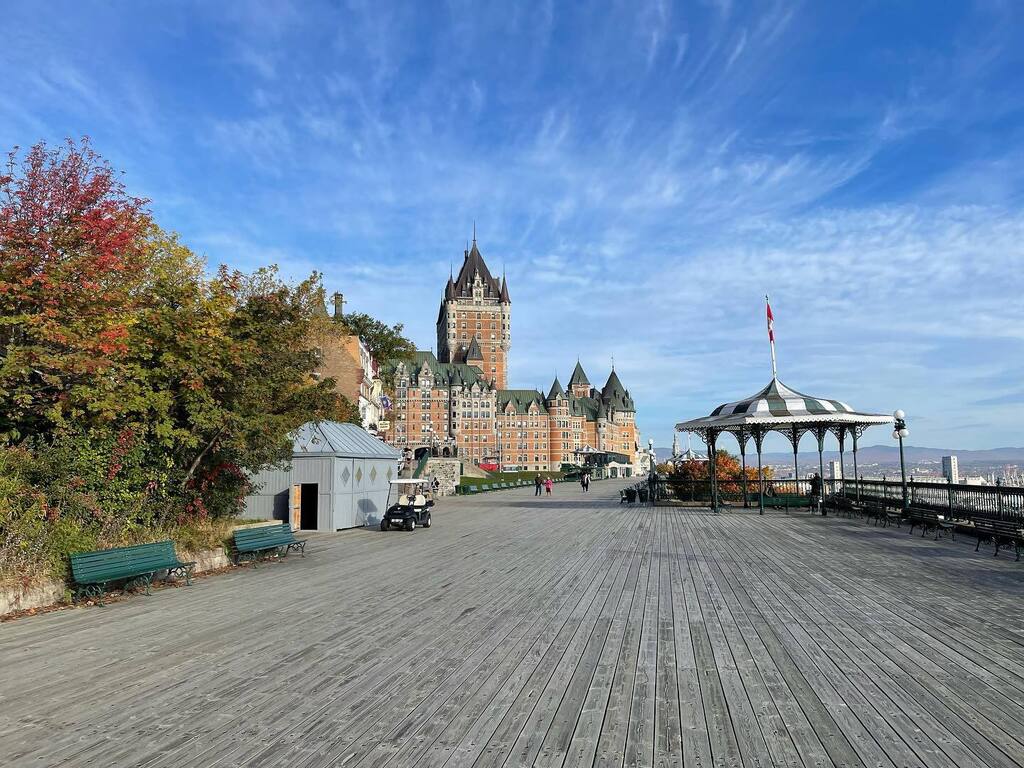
left=766, top=299, right=775, bottom=342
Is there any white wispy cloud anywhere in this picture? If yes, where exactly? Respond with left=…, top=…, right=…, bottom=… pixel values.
left=2, top=0, right=1022, bottom=451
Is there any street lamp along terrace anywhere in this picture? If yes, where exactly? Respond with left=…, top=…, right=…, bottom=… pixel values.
left=892, top=409, right=909, bottom=509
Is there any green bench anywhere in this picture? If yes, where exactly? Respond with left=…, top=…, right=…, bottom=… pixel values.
left=70, top=541, right=195, bottom=604
left=761, top=493, right=812, bottom=511
left=233, top=522, right=307, bottom=566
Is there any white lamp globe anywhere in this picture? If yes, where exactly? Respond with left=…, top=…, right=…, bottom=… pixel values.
left=898, top=427, right=909, bottom=439
left=892, top=430, right=900, bottom=440
left=893, top=409, right=905, bottom=420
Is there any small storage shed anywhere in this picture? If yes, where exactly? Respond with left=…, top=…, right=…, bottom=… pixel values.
left=243, top=422, right=402, bottom=531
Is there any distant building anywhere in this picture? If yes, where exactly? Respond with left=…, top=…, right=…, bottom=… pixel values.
left=310, top=293, right=386, bottom=434
left=828, top=460, right=842, bottom=480
left=941, top=455, right=959, bottom=483
left=380, top=238, right=642, bottom=473
left=663, top=433, right=706, bottom=469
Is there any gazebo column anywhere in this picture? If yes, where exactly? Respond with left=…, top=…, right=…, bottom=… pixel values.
left=736, top=429, right=749, bottom=509
left=812, top=425, right=828, bottom=516
left=707, top=429, right=719, bottom=512
left=753, top=427, right=766, bottom=516
left=852, top=427, right=861, bottom=502
left=835, top=427, right=847, bottom=497
left=790, top=425, right=800, bottom=491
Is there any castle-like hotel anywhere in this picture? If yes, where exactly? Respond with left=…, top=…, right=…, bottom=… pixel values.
left=381, top=238, right=642, bottom=473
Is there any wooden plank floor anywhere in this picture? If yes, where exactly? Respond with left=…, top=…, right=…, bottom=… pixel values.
left=2, top=483, right=1024, bottom=768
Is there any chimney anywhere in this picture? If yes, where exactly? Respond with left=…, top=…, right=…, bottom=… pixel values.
left=331, top=291, right=345, bottom=319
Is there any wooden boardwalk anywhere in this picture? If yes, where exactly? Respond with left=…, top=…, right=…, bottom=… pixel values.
left=2, top=483, right=1024, bottom=768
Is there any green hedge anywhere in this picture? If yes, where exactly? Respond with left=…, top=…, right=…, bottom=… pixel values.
left=456, top=470, right=568, bottom=495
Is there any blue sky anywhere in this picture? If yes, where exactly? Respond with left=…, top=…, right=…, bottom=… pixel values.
left=4, top=1, right=1024, bottom=453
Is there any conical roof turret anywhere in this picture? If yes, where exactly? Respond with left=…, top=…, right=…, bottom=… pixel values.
left=547, top=376, right=565, bottom=401
left=569, top=360, right=589, bottom=387
left=601, top=368, right=634, bottom=412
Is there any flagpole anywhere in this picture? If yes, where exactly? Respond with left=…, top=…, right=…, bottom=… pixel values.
left=766, top=294, right=777, bottom=380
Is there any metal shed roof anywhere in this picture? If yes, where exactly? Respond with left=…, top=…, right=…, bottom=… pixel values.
left=292, top=421, right=402, bottom=459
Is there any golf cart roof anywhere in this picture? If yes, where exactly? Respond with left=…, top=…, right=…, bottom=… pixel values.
left=390, top=478, right=427, bottom=486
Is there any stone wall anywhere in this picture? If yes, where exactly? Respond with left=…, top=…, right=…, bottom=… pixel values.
left=423, top=458, right=462, bottom=496
left=0, top=537, right=248, bottom=618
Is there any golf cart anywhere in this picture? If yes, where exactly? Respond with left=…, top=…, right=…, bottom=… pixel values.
left=381, top=479, right=434, bottom=531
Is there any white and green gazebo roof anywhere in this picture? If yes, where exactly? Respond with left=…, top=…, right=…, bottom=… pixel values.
left=676, top=378, right=892, bottom=441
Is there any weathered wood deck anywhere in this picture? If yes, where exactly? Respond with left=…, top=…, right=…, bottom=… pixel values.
left=2, top=483, right=1024, bottom=767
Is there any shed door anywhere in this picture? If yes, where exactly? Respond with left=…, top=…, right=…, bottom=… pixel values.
left=290, top=484, right=302, bottom=531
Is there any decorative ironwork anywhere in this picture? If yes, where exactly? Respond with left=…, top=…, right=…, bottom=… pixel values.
left=675, top=377, right=892, bottom=513
left=167, top=564, right=195, bottom=585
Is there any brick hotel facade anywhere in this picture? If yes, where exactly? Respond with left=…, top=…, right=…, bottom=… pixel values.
left=381, top=238, right=641, bottom=473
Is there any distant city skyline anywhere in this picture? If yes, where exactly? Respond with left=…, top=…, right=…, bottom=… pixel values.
left=3, top=3, right=1023, bottom=451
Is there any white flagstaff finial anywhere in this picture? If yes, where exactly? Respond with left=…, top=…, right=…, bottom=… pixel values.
left=766, top=294, right=777, bottom=380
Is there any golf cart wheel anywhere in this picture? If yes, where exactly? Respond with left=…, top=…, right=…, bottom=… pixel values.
left=407, top=518, right=415, bottom=531
left=423, top=514, right=431, bottom=528
left=380, top=521, right=388, bottom=532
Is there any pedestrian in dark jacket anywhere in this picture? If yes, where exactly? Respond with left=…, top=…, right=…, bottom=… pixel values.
left=534, top=474, right=543, bottom=496
left=810, top=473, right=824, bottom=515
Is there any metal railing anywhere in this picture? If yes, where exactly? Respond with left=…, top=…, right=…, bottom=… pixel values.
left=637, top=475, right=1024, bottom=521
left=847, top=477, right=1024, bottom=521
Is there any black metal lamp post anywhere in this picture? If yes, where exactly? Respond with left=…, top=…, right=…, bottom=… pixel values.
left=647, top=439, right=657, bottom=502
left=892, top=410, right=909, bottom=509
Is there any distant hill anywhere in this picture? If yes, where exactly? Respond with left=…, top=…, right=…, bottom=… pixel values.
left=654, top=444, right=1024, bottom=465
left=760, top=445, right=1024, bottom=464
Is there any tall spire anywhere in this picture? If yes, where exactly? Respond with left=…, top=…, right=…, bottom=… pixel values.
left=499, top=267, right=510, bottom=303
left=472, top=220, right=476, bottom=246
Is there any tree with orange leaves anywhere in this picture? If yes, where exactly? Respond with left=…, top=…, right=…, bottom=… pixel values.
left=0, top=138, right=150, bottom=442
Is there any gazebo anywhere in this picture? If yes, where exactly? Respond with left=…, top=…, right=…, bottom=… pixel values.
left=675, top=377, right=892, bottom=514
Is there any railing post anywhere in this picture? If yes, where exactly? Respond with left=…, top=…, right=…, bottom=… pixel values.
left=946, top=477, right=953, bottom=519
left=997, top=478, right=1004, bottom=519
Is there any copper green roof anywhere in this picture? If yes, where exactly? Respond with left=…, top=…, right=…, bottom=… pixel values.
left=600, top=369, right=635, bottom=412
left=498, top=389, right=548, bottom=414
left=390, top=351, right=490, bottom=389
left=568, top=361, right=589, bottom=387
left=547, top=377, right=565, bottom=400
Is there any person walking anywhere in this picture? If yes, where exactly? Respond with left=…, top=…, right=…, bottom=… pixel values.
left=579, top=474, right=587, bottom=492
left=534, top=474, right=543, bottom=497
left=582, top=472, right=591, bottom=493
left=544, top=477, right=553, bottom=496
left=809, top=473, right=824, bottom=516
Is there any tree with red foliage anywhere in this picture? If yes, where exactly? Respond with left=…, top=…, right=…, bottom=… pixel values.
left=671, top=449, right=773, bottom=497
left=0, top=138, right=150, bottom=441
